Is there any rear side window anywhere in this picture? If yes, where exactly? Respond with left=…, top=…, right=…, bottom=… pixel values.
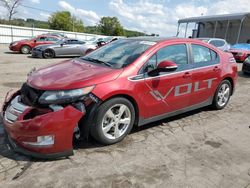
left=209, top=40, right=225, bottom=47
left=47, top=37, right=59, bottom=42
left=192, top=44, right=218, bottom=64
left=37, top=37, right=46, bottom=41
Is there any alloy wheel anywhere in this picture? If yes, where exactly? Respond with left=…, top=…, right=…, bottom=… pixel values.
left=217, top=83, right=230, bottom=107
left=101, top=104, right=131, bottom=140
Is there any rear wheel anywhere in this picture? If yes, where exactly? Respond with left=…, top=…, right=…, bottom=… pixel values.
left=20, top=45, right=31, bottom=54
left=91, top=97, right=135, bottom=145
left=43, top=49, right=55, bottom=58
left=212, top=80, right=232, bottom=110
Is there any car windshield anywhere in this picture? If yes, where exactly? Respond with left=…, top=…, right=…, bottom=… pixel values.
left=81, top=39, right=155, bottom=68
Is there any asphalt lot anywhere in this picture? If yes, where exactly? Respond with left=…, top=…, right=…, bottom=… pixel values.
left=0, top=44, right=250, bottom=188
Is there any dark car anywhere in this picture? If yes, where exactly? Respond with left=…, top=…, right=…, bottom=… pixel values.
left=242, top=56, right=250, bottom=74
left=2, top=37, right=237, bottom=159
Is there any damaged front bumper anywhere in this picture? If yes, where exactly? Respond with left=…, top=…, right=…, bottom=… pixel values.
left=2, top=93, right=84, bottom=159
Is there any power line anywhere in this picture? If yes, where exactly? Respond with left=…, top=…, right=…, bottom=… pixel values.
left=20, top=4, right=53, bottom=13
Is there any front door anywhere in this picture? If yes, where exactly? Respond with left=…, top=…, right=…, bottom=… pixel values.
left=142, top=43, right=193, bottom=118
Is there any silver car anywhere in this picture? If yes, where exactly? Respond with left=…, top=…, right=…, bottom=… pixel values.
left=31, top=39, right=97, bottom=58
left=198, top=38, right=230, bottom=51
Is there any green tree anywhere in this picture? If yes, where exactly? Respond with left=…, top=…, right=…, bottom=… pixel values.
left=98, top=17, right=124, bottom=36
left=48, top=11, right=84, bottom=32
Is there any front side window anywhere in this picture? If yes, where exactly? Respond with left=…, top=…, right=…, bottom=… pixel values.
left=157, top=44, right=188, bottom=65
left=65, top=40, right=76, bottom=44
left=143, top=44, right=189, bottom=74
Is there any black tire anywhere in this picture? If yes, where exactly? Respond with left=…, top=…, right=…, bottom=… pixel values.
left=212, top=80, right=232, bottom=110
left=43, top=49, right=55, bottom=59
left=85, top=49, right=94, bottom=55
left=20, top=45, right=31, bottom=54
left=91, top=97, right=135, bottom=145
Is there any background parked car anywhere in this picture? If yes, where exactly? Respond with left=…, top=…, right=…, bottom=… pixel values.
left=242, top=56, right=250, bottom=74
left=198, top=38, right=230, bottom=51
left=9, top=35, right=61, bottom=54
left=230, top=43, right=250, bottom=62
left=32, top=38, right=96, bottom=58
left=42, top=32, right=68, bottom=38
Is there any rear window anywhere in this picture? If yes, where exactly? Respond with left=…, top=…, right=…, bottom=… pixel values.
left=209, top=40, right=225, bottom=47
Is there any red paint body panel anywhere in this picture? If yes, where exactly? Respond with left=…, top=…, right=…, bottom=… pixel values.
left=3, top=103, right=83, bottom=155
left=27, top=59, right=123, bottom=90
left=2, top=38, right=238, bottom=158
left=9, top=35, right=60, bottom=53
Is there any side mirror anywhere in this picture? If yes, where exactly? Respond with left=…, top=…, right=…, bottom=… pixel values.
left=148, top=60, right=178, bottom=76
left=157, top=60, right=178, bottom=71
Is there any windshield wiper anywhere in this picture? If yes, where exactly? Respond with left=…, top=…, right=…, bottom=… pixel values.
left=82, top=57, right=113, bottom=67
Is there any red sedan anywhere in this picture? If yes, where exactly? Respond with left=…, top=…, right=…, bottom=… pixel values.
left=9, top=35, right=61, bottom=54
left=2, top=37, right=237, bottom=158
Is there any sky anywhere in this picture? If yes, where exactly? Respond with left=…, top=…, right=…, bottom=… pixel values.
left=1, top=0, right=250, bottom=36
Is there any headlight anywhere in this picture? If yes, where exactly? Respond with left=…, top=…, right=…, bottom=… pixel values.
left=38, top=86, right=95, bottom=104
left=11, top=42, right=18, bottom=46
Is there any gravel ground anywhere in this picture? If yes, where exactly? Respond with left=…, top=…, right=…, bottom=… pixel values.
left=0, top=44, right=250, bottom=188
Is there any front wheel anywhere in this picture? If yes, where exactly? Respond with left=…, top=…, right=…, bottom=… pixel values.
left=91, top=97, right=135, bottom=145
left=212, top=80, right=232, bottom=110
left=20, top=45, right=31, bottom=54
left=43, top=49, right=55, bottom=58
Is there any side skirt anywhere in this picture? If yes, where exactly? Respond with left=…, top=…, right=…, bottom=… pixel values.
left=138, top=98, right=213, bottom=126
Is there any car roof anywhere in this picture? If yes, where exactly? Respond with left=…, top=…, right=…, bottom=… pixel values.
left=198, top=38, right=225, bottom=41
left=124, top=37, right=212, bottom=44
left=37, top=35, right=60, bottom=38
left=126, top=37, right=175, bottom=42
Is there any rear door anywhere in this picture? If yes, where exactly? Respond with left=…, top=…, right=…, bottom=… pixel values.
left=189, top=43, right=221, bottom=105
left=141, top=43, right=193, bottom=118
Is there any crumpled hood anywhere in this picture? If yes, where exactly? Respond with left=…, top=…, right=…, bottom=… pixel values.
left=27, top=58, right=123, bottom=90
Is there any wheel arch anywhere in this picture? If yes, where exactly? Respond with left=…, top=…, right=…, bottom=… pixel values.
left=103, top=94, right=140, bottom=126
left=222, top=77, right=234, bottom=95
left=20, top=44, right=32, bottom=53
left=43, top=48, right=56, bottom=57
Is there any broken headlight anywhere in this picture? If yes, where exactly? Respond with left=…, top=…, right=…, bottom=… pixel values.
left=38, top=86, right=95, bottom=104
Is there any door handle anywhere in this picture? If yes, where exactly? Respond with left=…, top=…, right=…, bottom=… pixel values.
left=183, top=72, right=191, bottom=79
left=213, top=66, right=221, bottom=72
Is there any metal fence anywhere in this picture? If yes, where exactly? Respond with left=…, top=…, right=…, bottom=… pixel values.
left=0, top=24, right=104, bottom=44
